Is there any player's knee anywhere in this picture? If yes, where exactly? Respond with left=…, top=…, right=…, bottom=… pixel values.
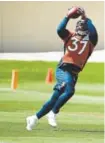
left=65, top=85, right=75, bottom=99
left=53, top=82, right=65, bottom=93
left=66, top=90, right=74, bottom=99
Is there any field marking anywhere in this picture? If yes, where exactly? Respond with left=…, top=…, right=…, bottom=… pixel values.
left=0, top=88, right=104, bottom=104
left=0, top=111, right=103, bottom=124
left=76, top=83, right=104, bottom=92
left=0, top=111, right=103, bottom=119
left=0, top=83, right=104, bottom=92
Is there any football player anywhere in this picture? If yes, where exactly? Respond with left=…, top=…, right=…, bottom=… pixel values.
left=26, top=6, right=98, bottom=130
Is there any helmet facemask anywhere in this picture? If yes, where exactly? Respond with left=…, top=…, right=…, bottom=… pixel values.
left=75, top=19, right=89, bottom=36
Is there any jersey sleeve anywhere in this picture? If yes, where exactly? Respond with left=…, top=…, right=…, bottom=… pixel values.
left=57, top=17, right=72, bottom=42
left=87, top=18, right=98, bottom=47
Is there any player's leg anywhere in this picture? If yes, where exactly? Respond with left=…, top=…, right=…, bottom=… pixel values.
left=48, top=71, right=78, bottom=127
left=36, top=89, right=61, bottom=119
left=46, top=67, right=67, bottom=127
left=53, top=71, right=78, bottom=113
left=26, top=67, right=65, bottom=130
left=36, top=67, right=65, bottom=119
left=46, top=82, right=65, bottom=127
left=26, top=89, right=61, bottom=130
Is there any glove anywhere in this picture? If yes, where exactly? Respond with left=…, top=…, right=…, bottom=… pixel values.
left=66, top=6, right=85, bottom=19
left=78, top=7, right=87, bottom=19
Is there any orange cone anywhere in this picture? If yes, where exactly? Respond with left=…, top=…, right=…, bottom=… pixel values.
left=11, top=69, right=18, bottom=90
left=45, top=68, right=54, bottom=84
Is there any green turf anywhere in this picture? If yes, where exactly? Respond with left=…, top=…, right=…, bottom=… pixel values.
left=0, top=61, right=104, bottom=143
left=0, top=60, right=104, bottom=83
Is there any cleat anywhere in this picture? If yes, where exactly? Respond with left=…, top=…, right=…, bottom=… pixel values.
left=26, top=115, right=38, bottom=131
left=46, top=111, right=57, bottom=127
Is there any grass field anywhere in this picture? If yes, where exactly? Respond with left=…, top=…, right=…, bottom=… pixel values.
left=0, top=61, right=104, bottom=143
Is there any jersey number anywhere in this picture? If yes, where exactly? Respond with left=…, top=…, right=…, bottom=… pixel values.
left=68, top=37, right=88, bottom=55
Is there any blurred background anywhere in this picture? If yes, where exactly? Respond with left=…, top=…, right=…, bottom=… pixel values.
left=0, top=2, right=104, bottom=142
left=0, top=1, right=104, bottom=53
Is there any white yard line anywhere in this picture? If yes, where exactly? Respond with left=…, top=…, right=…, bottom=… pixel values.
left=0, top=87, right=103, bottom=104
left=76, top=83, right=104, bottom=91
left=0, top=83, right=104, bottom=92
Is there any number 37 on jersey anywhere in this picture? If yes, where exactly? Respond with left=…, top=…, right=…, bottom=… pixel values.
left=67, top=37, right=89, bottom=55
left=63, top=35, right=93, bottom=69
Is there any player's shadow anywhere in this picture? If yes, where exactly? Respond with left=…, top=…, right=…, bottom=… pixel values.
left=55, top=128, right=104, bottom=133
left=33, top=122, right=104, bottom=133
left=35, top=126, right=104, bottom=133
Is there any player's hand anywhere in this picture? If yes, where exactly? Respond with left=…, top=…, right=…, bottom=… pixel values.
left=66, top=6, right=86, bottom=19
left=66, top=7, right=80, bottom=19
left=77, top=7, right=87, bottom=19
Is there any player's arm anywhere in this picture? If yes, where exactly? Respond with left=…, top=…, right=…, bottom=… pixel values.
left=57, top=7, right=82, bottom=41
left=87, top=18, right=98, bottom=47
left=81, top=12, right=98, bottom=47
left=81, top=11, right=98, bottom=58
left=57, top=17, right=70, bottom=41
left=81, top=18, right=98, bottom=71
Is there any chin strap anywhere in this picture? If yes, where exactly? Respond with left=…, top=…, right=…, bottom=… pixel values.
left=76, top=30, right=89, bottom=36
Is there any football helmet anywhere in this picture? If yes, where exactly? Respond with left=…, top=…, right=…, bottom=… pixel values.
left=75, top=19, right=89, bottom=36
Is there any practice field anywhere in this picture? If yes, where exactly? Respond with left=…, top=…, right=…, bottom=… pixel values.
left=0, top=61, right=104, bottom=143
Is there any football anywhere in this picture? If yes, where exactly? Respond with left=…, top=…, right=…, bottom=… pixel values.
left=71, top=12, right=81, bottom=19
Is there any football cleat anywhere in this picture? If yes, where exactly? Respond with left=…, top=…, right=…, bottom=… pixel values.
left=26, top=115, right=38, bottom=131
left=46, top=111, right=57, bottom=127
